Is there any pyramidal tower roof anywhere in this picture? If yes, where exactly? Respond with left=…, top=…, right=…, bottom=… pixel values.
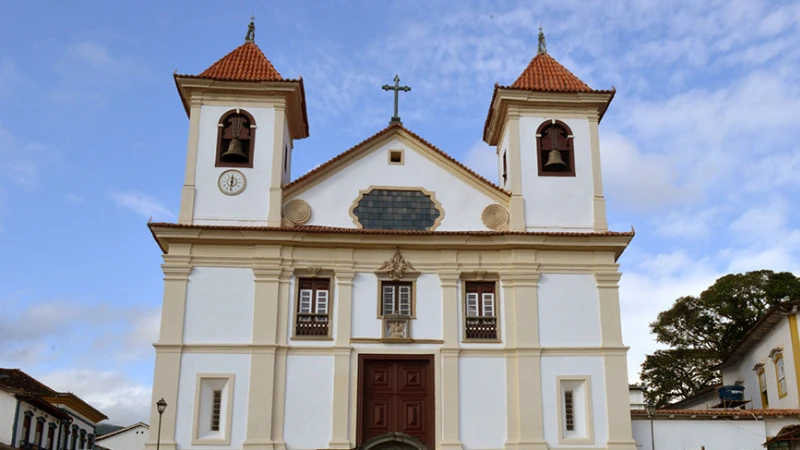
left=181, top=16, right=285, bottom=82
left=508, top=27, right=594, bottom=93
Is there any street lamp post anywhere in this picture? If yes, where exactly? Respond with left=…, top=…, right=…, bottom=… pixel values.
left=156, top=399, right=167, bottom=450
left=646, top=401, right=657, bottom=450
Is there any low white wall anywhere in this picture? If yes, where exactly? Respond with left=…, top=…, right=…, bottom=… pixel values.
left=631, top=418, right=781, bottom=450
left=97, top=426, right=148, bottom=450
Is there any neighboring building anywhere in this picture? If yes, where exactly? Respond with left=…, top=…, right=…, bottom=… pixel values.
left=666, top=385, right=721, bottom=411
left=630, top=409, right=800, bottom=450
left=717, top=301, right=800, bottom=411
left=628, top=385, right=646, bottom=411
left=95, top=423, right=148, bottom=450
left=146, top=20, right=638, bottom=450
left=0, top=369, right=107, bottom=450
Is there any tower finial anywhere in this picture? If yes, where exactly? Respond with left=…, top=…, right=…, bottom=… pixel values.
left=537, top=24, right=547, bottom=54
left=245, top=14, right=255, bottom=42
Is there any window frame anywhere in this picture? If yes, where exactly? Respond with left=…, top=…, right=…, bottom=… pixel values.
left=774, top=353, right=788, bottom=399
left=214, top=109, right=257, bottom=169
left=378, top=280, right=415, bottom=318
left=462, top=280, right=501, bottom=342
left=21, top=412, right=32, bottom=445
left=758, top=367, right=770, bottom=408
left=388, top=149, right=404, bottom=165
left=536, top=119, right=576, bottom=177
left=292, top=276, right=334, bottom=340
left=192, top=374, right=235, bottom=446
left=556, top=376, right=594, bottom=445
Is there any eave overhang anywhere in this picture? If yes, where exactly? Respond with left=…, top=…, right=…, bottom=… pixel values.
left=148, top=222, right=634, bottom=261
left=483, top=86, right=615, bottom=146
left=174, top=75, right=309, bottom=140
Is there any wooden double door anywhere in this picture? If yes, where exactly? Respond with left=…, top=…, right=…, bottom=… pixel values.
left=358, top=355, right=434, bottom=449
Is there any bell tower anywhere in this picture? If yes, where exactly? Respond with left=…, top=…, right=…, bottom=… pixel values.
left=174, top=18, right=309, bottom=226
left=483, top=29, right=613, bottom=232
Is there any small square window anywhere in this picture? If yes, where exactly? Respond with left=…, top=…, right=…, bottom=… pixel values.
left=388, top=150, right=404, bottom=165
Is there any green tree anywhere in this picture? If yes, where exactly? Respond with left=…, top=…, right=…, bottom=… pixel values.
left=641, top=270, right=800, bottom=407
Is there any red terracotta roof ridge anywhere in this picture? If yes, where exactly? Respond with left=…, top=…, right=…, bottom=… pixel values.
left=283, top=122, right=509, bottom=195
left=148, top=221, right=635, bottom=237
left=510, top=52, right=592, bottom=93
left=178, top=41, right=284, bottom=82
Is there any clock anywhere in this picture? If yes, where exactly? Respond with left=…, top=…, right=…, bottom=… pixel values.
left=218, top=169, right=246, bottom=196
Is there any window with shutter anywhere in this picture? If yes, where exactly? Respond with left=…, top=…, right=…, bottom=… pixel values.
left=465, top=281, right=498, bottom=340
left=380, top=281, right=413, bottom=317
left=295, top=278, right=331, bottom=337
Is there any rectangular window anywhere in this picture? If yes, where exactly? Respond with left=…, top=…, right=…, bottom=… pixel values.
left=776, top=356, right=787, bottom=398
left=464, top=282, right=497, bottom=340
left=295, top=278, right=331, bottom=337
left=21, top=415, right=31, bottom=444
left=759, top=369, right=769, bottom=407
left=46, top=426, right=55, bottom=450
left=211, top=390, right=222, bottom=431
left=381, top=281, right=413, bottom=316
left=502, top=152, right=508, bottom=185
left=34, top=421, right=43, bottom=447
left=564, top=390, right=575, bottom=431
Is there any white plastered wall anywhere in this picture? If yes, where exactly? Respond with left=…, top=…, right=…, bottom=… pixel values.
left=289, top=136, right=499, bottom=231
left=537, top=274, right=601, bottom=347
left=458, top=357, right=507, bottom=449
left=283, top=355, right=334, bottom=450
left=192, top=104, right=277, bottom=226
left=518, top=115, right=595, bottom=231
left=174, top=354, right=250, bottom=450
left=721, top=315, right=796, bottom=409
left=183, top=267, right=255, bottom=344
left=96, top=426, right=149, bottom=450
left=540, top=356, right=608, bottom=447
left=631, top=418, right=791, bottom=450
left=497, top=125, right=510, bottom=191
left=0, top=391, right=16, bottom=445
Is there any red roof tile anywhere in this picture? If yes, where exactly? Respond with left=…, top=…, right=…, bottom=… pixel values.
left=0, top=368, right=57, bottom=396
left=510, top=52, right=592, bottom=93
left=187, top=41, right=283, bottom=82
left=631, top=408, right=800, bottom=417
left=283, top=122, right=509, bottom=195
left=149, top=222, right=634, bottom=237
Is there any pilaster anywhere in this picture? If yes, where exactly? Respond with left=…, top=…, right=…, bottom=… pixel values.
left=329, top=269, right=356, bottom=449
left=178, top=98, right=202, bottom=224
left=596, top=271, right=637, bottom=450
left=144, top=252, right=191, bottom=450
left=267, top=102, right=287, bottom=227
left=439, top=271, right=462, bottom=450
left=243, top=263, right=283, bottom=450
left=507, top=111, right=526, bottom=231
left=588, top=114, right=608, bottom=231
left=271, top=269, right=293, bottom=450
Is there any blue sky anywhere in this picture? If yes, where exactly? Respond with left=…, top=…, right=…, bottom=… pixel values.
left=1, top=0, right=799, bottom=425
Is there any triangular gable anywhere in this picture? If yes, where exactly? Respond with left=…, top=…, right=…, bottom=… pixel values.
left=283, top=122, right=509, bottom=203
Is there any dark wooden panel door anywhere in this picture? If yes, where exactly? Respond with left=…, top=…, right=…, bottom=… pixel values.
left=360, top=356, right=434, bottom=449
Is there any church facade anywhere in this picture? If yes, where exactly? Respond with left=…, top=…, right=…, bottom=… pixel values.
left=145, top=22, right=637, bottom=450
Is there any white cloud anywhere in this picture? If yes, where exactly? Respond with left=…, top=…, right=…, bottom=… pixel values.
left=108, top=191, right=175, bottom=220
left=66, top=41, right=120, bottom=70
left=462, top=141, right=498, bottom=183
left=40, top=369, right=152, bottom=425
left=65, top=192, right=85, bottom=203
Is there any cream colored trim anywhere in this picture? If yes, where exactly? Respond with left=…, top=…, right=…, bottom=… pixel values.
left=191, top=373, right=234, bottom=446
left=349, top=337, right=444, bottom=344
left=179, top=100, right=202, bottom=224
left=556, top=376, right=594, bottom=445
left=588, top=115, right=608, bottom=231
left=789, top=314, right=800, bottom=403
left=388, top=149, right=404, bottom=165
left=282, top=128, right=510, bottom=205
left=267, top=102, right=286, bottom=227
left=348, top=185, right=445, bottom=231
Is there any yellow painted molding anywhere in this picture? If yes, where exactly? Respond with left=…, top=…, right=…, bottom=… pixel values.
left=789, top=314, right=800, bottom=401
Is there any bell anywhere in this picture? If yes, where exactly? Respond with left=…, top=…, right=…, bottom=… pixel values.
left=222, top=138, right=247, bottom=161
left=544, top=149, right=566, bottom=168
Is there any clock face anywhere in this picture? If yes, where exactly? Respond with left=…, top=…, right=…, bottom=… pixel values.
left=218, top=170, right=246, bottom=196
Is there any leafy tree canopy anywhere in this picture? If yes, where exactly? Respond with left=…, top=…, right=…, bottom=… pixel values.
left=641, top=270, right=800, bottom=407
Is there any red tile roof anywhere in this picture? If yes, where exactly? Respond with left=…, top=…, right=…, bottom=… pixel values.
left=283, top=122, right=509, bottom=195
left=510, top=52, right=593, bottom=93
left=149, top=222, right=634, bottom=237
left=185, top=41, right=284, bottom=82
left=0, top=368, right=57, bottom=396
left=631, top=408, right=800, bottom=417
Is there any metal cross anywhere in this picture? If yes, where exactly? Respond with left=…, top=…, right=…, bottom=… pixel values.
left=382, top=74, right=411, bottom=124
